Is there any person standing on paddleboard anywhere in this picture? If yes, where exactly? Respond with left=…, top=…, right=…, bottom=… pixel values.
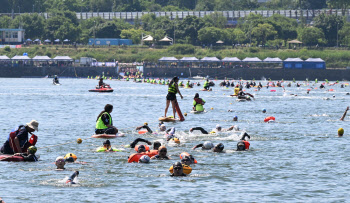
left=95, top=104, right=118, bottom=135
left=164, top=76, right=183, bottom=119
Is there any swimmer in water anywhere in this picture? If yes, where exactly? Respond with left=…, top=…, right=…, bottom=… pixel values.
left=66, top=171, right=79, bottom=184
left=262, top=108, right=266, bottom=113
left=55, top=156, right=66, bottom=170
left=151, top=146, right=170, bottom=160
left=338, top=128, right=344, bottom=137
left=233, top=116, right=238, bottom=121
left=96, top=139, right=120, bottom=152
left=136, top=122, right=153, bottom=133
left=14, top=146, right=38, bottom=162
left=192, top=141, right=225, bottom=153
left=236, top=132, right=251, bottom=151
left=340, top=106, right=349, bottom=121
left=170, top=162, right=187, bottom=177
left=189, top=125, right=238, bottom=134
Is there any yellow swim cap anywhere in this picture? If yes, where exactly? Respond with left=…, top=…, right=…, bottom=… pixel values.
left=77, top=138, right=82, bottom=144
left=64, top=153, right=77, bottom=161
left=172, top=137, right=180, bottom=144
left=338, top=128, right=344, bottom=135
left=184, top=113, right=187, bottom=116
left=144, top=122, right=148, bottom=126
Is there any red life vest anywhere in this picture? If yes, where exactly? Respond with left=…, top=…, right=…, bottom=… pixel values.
left=9, top=126, right=37, bottom=153
left=194, top=98, right=204, bottom=105
left=243, top=140, right=250, bottom=150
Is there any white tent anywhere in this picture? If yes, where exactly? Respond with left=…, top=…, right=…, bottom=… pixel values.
left=263, top=57, right=283, bottom=62
left=159, top=36, right=172, bottom=42
left=142, top=35, right=154, bottom=41
left=12, top=55, right=31, bottom=60
left=221, top=57, right=241, bottom=62
left=53, top=56, right=73, bottom=61
left=284, top=58, right=303, bottom=62
left=305, top=58, right=324, bottom=62
left=33, top=56, right=52, bottom=61
left=216, top=40, right=224, bottom=44
left=180, top=57, right=199, bottom=62
left=242, top=57, right=262, bottom=62
left=201, top=57, right=220, bottom=62
left=0, top=55, right=10, bottom=60
left=159, top=57, right=178, bottom=62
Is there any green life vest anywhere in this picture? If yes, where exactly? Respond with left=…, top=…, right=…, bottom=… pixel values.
left=96, top=147, right=121, bottom=152
left=204, top=81, right=209, bottom=87
left=96, top=112, right=112, bottom=130
left=168, top=83, right=177, bottom=94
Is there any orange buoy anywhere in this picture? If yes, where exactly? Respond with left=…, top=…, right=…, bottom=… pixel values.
left=264, top=116, right=276, bottom=122
left=138, top=130, right=148, bottom=134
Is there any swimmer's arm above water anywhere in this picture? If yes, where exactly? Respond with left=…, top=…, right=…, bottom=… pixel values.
left=192, top=144, right=203, bottom=150
left=130, top=138, right=152, bottom=148
left=340, top=106, right=349, bottom=121
left=135, top=125, right=153, bottom=133
left=190, top=127, right=208, bottom=134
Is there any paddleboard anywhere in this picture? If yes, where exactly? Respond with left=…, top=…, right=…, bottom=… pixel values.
left=91, top=133, right=125, bottom=139
left=158, top=117, right=179, bottom=122
left=200, top=89, right=212, bottom=91
left=190, top=110, right=205, bottom=114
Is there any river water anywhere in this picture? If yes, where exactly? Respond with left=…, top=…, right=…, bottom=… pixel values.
left=0, top=78, right=349, bottom=202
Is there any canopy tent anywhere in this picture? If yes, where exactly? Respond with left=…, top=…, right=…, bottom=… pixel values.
left=179, top=57, right=199, bottom=62
left=11, top=55, right=31, bottom=60
left=201, top=57, right=220, bottom=62
left=142, top=35, right=153, bottom=41
left=159, top=36, right=172, bottom=42
left=34, top=39, right=40, bottom=42
left=284, top=58, right=303, bottom=62
left=26, top=39, right=32, bottom=42
left=53, top=56, right=73, bottom=61
left=0, top=55, right=10, bottom=60
left=287, top=39, right=303, bottom=44
left=305, top=58, right=324, bottom=62
left=216, top=40, right=224, bottom=44
left=242, top=57, right=262, bottom=62
left=32, top=56, right=52, bottom=61
left=263, top=57, right=283, bottom=62
left=54, top=39, right=60, bottom=43
left=221, top=57, right=241, bottom=62
left=63, top=39, right=70, bottom=42
left=158, top=57, right=178, bottom=62
left=44, top=39, right=51, bottom=43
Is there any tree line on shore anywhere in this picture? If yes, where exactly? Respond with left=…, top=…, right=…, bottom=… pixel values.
left=0, top=0, right=348, bottom=13
left=1, top=7, right=350, bottom=48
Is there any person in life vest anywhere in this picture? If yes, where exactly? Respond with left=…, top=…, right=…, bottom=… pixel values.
left=185, top=80, right=192, bottom=88
left=236, top=132, right=250, bottom=151
left=170, top=162, right=187, bottom=177
left=193, top=93, right=205, bottom=112
left=98, top=77, right=106, bottom=88
left=96, top=139, right=121, bottom=152
left=233, top=85, right=240, bottom=96
left=14, top=146, right=38, bottom=162
left=53, top=75, right=59, bottom=84
left=151, top=146, right=170, bottom=160
left=0, top=120, right=39, bottom=155
left=164, top=76, right=183, bottom=119
left=95, top=104, right=118, bottom=135
left=203, top=79, right=210, bottom=90
left=340, top=106, right=349, bottom=121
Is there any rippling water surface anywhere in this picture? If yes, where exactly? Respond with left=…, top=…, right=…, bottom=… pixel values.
left=0, top=78, right=349, bottom=202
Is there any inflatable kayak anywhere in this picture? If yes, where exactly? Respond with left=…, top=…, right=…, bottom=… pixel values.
left=159, top=117, right=179, bottom=122
left=89, top=87, right=113, bottom=92
left=0, top=154, right=25, bottom=162
left=91, top=133, right=125, bottom=139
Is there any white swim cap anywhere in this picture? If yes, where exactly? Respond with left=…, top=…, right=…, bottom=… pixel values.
left=55, top=156, right=65, bottom=162
left=216, top=124, right=221, bottom=129
left=203, top=141, right=214, bottom=149
left=139, top=155, right=150, bottom=163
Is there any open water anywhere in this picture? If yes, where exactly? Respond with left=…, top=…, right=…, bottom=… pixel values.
left=0, top=78, right=349, bottom=202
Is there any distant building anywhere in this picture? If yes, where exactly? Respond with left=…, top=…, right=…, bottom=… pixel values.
left=0, top=28, right=25, bottom=45
left=88, top=38, right=132, bottom=46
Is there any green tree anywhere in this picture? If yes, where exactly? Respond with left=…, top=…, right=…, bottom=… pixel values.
left=267, top=14, right=298, bottom=44
left=0, top=15, right=12, bottom=28
left=95, top=21, right=121, bottom=38
left=339, top=23, right=350, bottom=46
left=177, top=16, right=205, bottom=45
left=203, top=12, right=227, bottom=29
left=300, top=0, right=326, bottom=9
left=195, top=0, right=215, bottom=11
left=314, top=14, right=344, bottom=46
left=251, top=23, right=277, bottom=45
left=120, top=29, right=149, bottom=44
left=11, top=13, right=45, bottom=39
left=298, top=27, right=326, bottom=46
left=328, top=0, right=350, bottom=15
left=55, top=21, right=82, bottom=42
left=198, top=27, right=226, bottom=45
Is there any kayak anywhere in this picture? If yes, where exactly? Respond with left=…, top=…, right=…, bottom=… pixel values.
left=89, top=87, right=113, bottom=92
left=0, top=154, right=24, bottom=162
left=159, top=117, right=179, bottom=122
left=91, top=133, right=125, bottom=139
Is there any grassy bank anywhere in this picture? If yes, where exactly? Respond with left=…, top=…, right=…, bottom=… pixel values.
left=1, top=45, right=350, bottom=68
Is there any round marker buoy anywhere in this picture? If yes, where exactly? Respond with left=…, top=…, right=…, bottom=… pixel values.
left=211, top=107, right=214, bottom=110
left=77, top=138, right=82, bottom=144
left=184, top=113, right=188, bottom=116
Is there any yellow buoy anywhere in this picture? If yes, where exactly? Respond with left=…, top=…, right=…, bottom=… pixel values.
left=77, top=138, right=82, bottom=144
left=211, top=107, right=213, bottom=110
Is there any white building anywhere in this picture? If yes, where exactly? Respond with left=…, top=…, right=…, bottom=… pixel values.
left=0, top=28, right=25, bottom=44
